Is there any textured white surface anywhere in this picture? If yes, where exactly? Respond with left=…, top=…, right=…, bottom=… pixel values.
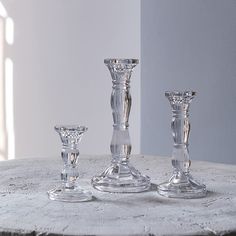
left=0, top=155, right=235, bottom=235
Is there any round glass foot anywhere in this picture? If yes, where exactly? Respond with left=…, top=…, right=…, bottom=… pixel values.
left=157, top=173, right=207, bottom=199
left=48, top=186, right=93, bottom=202
left=92, top=163, right=151, bottom=193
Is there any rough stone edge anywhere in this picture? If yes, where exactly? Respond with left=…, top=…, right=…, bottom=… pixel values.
left=0, top=228, right=236, bottom=236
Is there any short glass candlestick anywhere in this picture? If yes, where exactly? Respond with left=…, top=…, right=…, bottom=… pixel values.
left=48, top=125, right=92, bottom=202
left=91, top=59, right=150, bottom=193
left=157, top=91, right=207, bottom=198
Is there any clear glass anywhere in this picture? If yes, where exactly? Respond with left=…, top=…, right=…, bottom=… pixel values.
left=48, top=125, right=92, bottom=202
left=92, top=59, right=150, bottom=193
left=157, top=91, right=207, bottom=198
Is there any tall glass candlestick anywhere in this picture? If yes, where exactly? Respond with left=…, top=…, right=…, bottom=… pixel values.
left=157, top=91, right=206, bottom=198
left=92, top=59, right=150, bottom=193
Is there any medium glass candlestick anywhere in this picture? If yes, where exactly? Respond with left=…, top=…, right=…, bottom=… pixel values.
left=157, top=91, right=207, bottom=198
left=48, top=125, right=92, bottom=202
left=92, top=59, right=150, bottom=193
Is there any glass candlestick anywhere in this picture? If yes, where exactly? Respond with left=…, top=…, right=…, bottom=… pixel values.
left=92, top=59, right=150, bottom=193
left=48, top=125, right=92, bottom=202
left=157, top=91, right=207, bottom=198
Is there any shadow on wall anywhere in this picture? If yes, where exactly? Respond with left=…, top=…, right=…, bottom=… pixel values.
left=0, top=1, right=14, bottom=160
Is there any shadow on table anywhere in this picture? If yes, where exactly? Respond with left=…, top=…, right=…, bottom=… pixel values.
left=91, top=184, right=223, bottom=207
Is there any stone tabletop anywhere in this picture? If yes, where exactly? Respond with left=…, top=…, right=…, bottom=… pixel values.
left=0, top=155, right=235, bottom=236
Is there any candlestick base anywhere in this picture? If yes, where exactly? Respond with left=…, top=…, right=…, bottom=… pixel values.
left=157, top=172, right=206, bottom=199
left=92, top=163, right=150, bottom=193
left=48, top=185, right=92, bottom=202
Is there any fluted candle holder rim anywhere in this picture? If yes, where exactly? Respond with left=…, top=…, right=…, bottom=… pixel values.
left=55, top=125, right=88, bottom=133
left=165, top=90, right=196, bottom=97
left=104, top=58, right=139, bottom=65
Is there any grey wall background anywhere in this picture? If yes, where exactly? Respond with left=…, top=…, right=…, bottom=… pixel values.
left=141, top=0, right=236, bottom=164
left=1, top=0, right=141, bottom=159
